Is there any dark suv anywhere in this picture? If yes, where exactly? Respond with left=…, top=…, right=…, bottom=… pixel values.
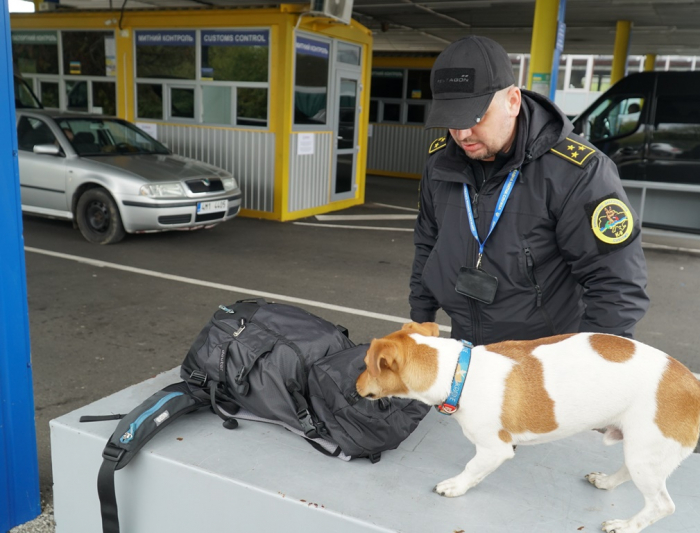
left=573, top=71, right=700, bottom=234
left=573, top=71, right=700, bottom=185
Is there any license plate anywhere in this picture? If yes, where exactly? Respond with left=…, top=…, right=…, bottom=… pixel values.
left=196, top=200, right=228, bottom=214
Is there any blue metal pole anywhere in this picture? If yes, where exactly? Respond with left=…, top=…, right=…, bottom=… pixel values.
left=0, top=1, right=42, bottom=530
left=549, top=0, right=567, bottom=102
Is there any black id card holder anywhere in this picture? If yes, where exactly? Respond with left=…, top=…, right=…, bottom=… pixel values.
left=455, top=267, right=498, bottom=304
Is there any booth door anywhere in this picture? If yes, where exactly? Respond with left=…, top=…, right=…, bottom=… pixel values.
left=331, top=71, right=360, bottom=201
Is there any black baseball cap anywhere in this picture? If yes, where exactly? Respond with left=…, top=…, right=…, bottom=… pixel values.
left=425, top=36, right=516, bottom=130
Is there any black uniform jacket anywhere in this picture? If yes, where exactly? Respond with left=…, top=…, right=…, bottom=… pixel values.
left=410, top=90, right=649, bottom=345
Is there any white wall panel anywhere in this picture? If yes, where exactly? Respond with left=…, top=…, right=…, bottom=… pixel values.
left=288, top=133, right=332, bottom=213
left=367, top=124, right=437, bottom=177
left=158, top=124, right=276, bottom=213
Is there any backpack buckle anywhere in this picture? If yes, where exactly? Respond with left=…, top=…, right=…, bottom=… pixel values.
left=297, top=408, right=319, bottom=439
left=102, top=443, right=126, bottom=463
left=187, top=370, right=208, bottom=388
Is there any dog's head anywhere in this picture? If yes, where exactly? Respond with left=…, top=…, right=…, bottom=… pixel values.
left=356, top=322, right=440, bottom=400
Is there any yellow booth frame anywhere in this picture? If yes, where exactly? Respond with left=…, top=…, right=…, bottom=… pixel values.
left=11, top=5, right=373, bottom=221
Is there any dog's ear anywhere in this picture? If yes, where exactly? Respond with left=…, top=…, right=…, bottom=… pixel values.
left=401, top=322, right=440, bottom=337
left=366, top=339, right=402, bottom=376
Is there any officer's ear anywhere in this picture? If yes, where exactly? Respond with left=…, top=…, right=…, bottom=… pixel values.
left=505, top=86, right=521, bottom=117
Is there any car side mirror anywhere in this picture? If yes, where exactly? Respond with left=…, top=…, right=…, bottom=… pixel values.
left=33, top=144, right=62, bottom=156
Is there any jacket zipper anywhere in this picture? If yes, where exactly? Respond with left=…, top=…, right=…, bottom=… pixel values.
left=524, top=247, right=556, bottom=335
left=120, top=392, right=184, bottom=444
left=469, top=223, right=483, bottom=345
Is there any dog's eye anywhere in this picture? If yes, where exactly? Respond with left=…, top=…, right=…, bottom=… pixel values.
left=366, top=393, right=376, bottom=399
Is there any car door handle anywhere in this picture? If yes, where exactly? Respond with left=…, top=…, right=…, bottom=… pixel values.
left=618, top=147, right=640, bottom=155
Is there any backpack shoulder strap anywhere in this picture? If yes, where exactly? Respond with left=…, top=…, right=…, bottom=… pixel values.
left=83, top=381, right=208, bottom=533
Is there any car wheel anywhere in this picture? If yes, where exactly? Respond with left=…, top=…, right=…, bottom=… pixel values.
left=76, top=188, right=126, bottom=245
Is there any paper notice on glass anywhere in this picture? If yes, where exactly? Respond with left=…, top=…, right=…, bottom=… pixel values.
left=297, top=133, right=315, bottom=155
left=136, top=122, right=159, bottom=140
left=105, top=36, right=116, bottom=76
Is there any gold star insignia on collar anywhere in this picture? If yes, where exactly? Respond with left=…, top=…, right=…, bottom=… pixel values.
left=550, top=137, right=597, bottom=166
left=429, top=136, right=448, bottom=154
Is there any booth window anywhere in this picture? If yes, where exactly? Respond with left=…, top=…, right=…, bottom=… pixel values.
left=62, top=31, right=111, bottom=76
left=203, top=86, right=232, bottom=125
left=136, top=31, right=196, bottom=79
left=12, top=31, right=59, bottom=74
left=237, top=88, right=268, bottom=126
left=337, top=42, right=361, bottom=65
left=62, top=31, right=117, bottom=115
left=199, top=30, right=270, bottom=127
left=591, top=56, right=612, bottom=92
left=137, top=84, right=164, bottom=119
left=12, top=30, right=117, bottom=115
left=40, top=82, right=60, bottom=109
left=171, top=88, right=195, bottom=119
left=370, top=68, right=431, bottom=124
left=135, top=29, right=269, bottom=128
left=201, top=30, right=268, bottom=82
left=294, top=36, right=330, bottom=126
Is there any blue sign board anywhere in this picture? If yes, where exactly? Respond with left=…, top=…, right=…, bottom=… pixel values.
left=296, top=36, right=330, bottom=59
left=201, top=30, right=269, bottom=46
left=136, top=30, right=196, bottom=46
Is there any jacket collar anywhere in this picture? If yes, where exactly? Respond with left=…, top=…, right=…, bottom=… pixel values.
left=430, top=90, right=574, bottom=188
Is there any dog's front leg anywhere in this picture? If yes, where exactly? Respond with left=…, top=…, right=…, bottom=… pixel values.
left=434, top=442, right=515, bottom=498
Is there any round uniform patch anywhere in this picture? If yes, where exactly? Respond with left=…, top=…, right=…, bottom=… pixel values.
left=591, top=198, right=633, bottom=244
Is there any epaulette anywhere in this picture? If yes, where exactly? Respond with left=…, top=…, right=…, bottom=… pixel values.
left=550, top=137, right=597, bottom=167
left=429, top=136, right=447, bottom=155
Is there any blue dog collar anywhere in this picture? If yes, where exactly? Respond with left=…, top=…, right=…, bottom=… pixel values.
left=437, top=340, right=473, bottom=415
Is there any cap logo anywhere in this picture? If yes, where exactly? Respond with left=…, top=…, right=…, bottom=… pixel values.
left=434, top=68, right=476, bottom=94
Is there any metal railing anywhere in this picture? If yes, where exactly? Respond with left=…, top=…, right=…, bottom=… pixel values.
left=621, top=179, right=700, bottom=236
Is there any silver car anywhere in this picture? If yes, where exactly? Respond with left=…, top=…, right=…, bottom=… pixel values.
left=16, top=109, right=242, bottom=244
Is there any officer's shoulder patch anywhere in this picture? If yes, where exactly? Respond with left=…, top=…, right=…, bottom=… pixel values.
left=550, top=137, right=597, bottom=167
left=429, top=136, right=447, bottom=155
left=584, top=193, right=634, bottom=253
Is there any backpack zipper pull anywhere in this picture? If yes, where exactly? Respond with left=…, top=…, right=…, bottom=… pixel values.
left=233, top=318, right=246, bottom=337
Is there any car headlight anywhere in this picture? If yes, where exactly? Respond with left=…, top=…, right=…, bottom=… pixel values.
left=222, top=177, right=238, bottom=191
left=139, top=182, right=186, bottom=198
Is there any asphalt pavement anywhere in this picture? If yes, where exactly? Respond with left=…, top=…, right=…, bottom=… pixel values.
left=12, top=174, right=700, bottom=532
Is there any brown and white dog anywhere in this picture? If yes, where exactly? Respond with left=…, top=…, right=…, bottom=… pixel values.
left=356, top=322, right=700, bottom=533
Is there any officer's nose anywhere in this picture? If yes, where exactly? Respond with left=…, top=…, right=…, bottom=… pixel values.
left=452, top=128, right=474, bottom=141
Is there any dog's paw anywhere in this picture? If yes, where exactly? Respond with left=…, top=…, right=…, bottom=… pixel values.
left=586, top=472, right=615, bottom=490
left=602, top=518, right=638, bottom=533
left=433, top=476, right=469, bottom=498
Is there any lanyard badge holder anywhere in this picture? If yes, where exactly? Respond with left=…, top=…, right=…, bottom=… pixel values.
left=455, top=169, right=519, bottom=305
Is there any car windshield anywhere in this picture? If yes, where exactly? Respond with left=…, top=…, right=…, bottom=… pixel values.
left=57, top=118, right=170, bottom=156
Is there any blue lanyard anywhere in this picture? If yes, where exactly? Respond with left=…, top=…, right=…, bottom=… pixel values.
left=462, top=169, right=519, bottom=268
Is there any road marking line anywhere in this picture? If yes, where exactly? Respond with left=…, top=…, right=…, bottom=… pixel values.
left=641, top=242, right=700, bottom=255
left=293, top=222, right=413, bottom=232
left=31, top=246, right=696, bottom=364
left=369, top=202, right=419, bottom=213
left=315, top=214, right=417, bottom=221
left=25, top=246, right=451, bottom=332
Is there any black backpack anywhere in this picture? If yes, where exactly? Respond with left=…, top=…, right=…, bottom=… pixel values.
left=88, top=299, right=429, bottom=533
